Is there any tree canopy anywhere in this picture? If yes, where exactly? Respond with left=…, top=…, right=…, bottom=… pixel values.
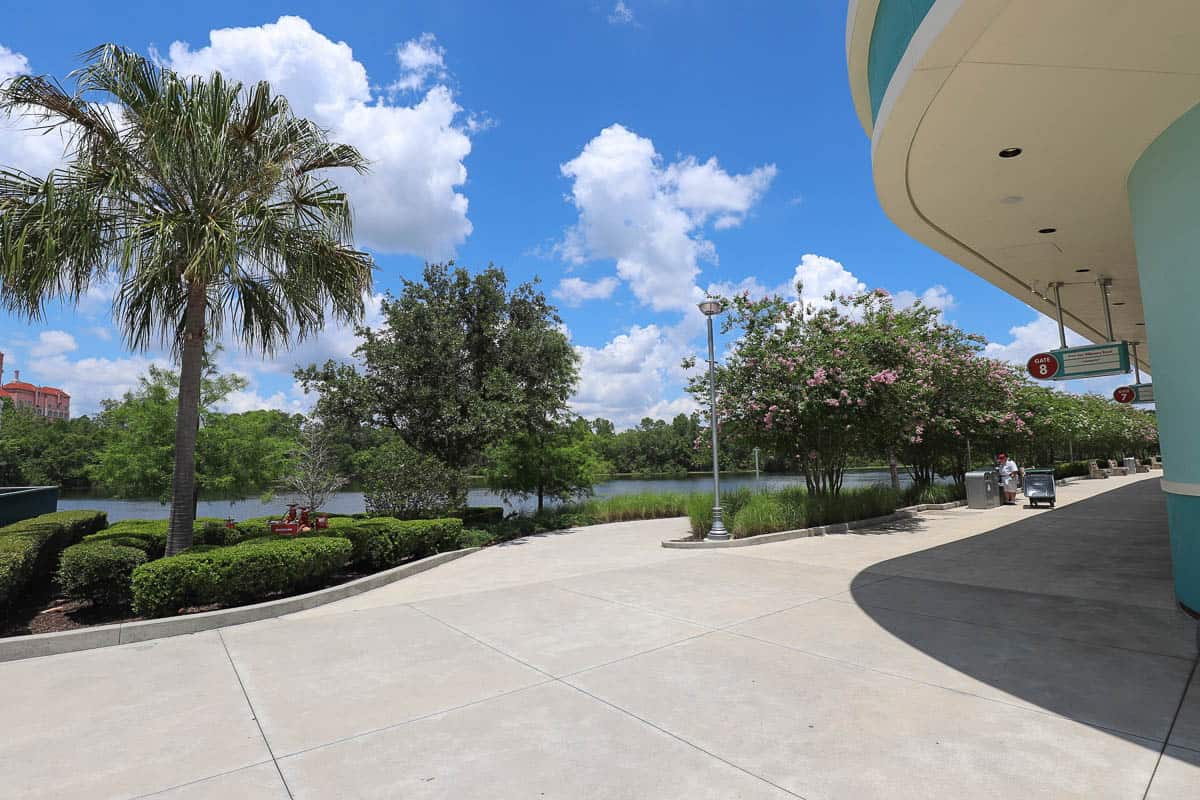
left=299, top=262, right=578, bottom=469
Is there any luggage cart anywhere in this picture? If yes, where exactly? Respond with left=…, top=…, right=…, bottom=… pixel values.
left=1023, top=468, right=1056, bottom=508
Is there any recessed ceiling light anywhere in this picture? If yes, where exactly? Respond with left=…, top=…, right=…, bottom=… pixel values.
left=1075, top=268, right=1091, bottom=273
left=1038, top=227, right=1057, bottom=234
left=998, top=148, right=1023, bottom=158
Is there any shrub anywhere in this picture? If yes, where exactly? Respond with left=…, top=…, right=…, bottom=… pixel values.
left=687, top=488, right=753, bottom=538
left=361, top=440, right=467, bottom=519
left=457, top=528, right=495, bottom=548
left=900, top=483, right=966, bottom=507
left=83, top=519, right=168, bottom=558
left=456, top=507, right=504, bottom=526
left=352, top=518, right=464, bottom=571
left=58, top=544, right=148, bottom=607
left=583, top=492, right=692, bottom=523
left=1054, top=460, right=1091, bottom=480
left=58, top=517, right=227, bottom=606
left=0, top=510, right=107, bottom=610
left=131, top=536, right=352, bottom=617
left=730, top=493, right=789, bottom=538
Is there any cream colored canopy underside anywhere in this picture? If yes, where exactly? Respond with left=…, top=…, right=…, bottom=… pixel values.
left=852, top=0, right=1200, bottom=370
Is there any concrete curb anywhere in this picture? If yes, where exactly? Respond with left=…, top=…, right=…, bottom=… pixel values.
left=0, top=547, right=479, bottom=663
left=661, top=501, right=967, bottom=549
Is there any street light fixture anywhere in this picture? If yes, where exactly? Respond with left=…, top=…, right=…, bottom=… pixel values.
left=699, top=297, right=728, bottom=541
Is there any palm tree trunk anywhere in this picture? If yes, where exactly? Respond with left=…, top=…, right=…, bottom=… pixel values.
left=166, top=284, right=207, bottom=556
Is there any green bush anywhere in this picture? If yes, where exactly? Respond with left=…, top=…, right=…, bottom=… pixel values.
left=455, top=507, right=504, bottom=526
left=899, top=483, right=966, bottom=507
left=361, top=440, right=468, bottom=519
left=352, top=518, right=464, bottom=571
left=730, top=493, right=790, bottom=538
left=131, top=536, right=352, bottom=617
left=583, top=492, right=692, bottom=522
left=0, top=510, right=107, bottom=610
left=83, top=519, right=168, bottom=557
left=1054, top=460, right=1091, bottom=480
left=685, top=485, right=900, bottom=540
left=58, top=543, right=148, bottom=607
left=687, top=488, right=753, bottom=537
left=58, top=517, right=228, bottom=606
left=457, top=528, right=496, bottom=548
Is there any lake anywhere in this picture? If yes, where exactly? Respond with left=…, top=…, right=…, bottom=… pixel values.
left=58, top=469, right=928, bottom=522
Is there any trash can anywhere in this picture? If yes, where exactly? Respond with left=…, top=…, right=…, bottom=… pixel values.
left=1123, top=457, right=1138, bottom=473
left=965, top=470, right=1002, bottom=509
left=1023, top=468, right=1056, bottom=508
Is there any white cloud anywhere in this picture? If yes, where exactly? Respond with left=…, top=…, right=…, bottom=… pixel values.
left=570, top=321, right=703, bottom=427
left=166, top=16, right=472, bottom=258
left=789, top=253, right=866, bottom=309
left=23, top=353, right=169, bottom=414
left=984, top=313, right=1087, bottom=366
left=559, top=124, right=776, bottom=312
left=609, top=1, right=637, bottom=25
left=553, top=276, right=619, bottom=307
left=0, top=44, right=72, bottom=178
left=30, top=330, right=77, bottom=358
left=391, top=33, right=447, bottom=93
left=218, top=383, right=310, bottom=415
left=893, top=284, right=956, bottom=314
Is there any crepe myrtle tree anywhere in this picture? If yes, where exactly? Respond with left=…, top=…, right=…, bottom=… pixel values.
left=686, top=288, right=945, bottom=496
left=0, top=46, right=373, bottom=554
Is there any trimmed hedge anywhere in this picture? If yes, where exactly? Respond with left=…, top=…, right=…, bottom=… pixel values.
left=58, top=544, right=148, bottom=607
left=131, top=536, right=352, bottom=617
left=0, top=510, right=107, bottom=610
left=57, top=517, right=245, bottom=608
left=313, top=517, right=463, bottom=571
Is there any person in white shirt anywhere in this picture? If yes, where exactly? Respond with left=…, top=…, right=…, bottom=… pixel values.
left=997, top=453, right=1019, bottom=504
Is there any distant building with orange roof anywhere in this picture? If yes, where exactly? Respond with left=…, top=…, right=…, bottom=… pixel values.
left=0, top=352, right=70, bottom=420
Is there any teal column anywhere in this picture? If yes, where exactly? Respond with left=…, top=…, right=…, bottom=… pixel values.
left=1129, top=102, right=1200, bottom=615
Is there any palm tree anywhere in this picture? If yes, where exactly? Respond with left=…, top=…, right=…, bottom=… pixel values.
left=0, top=46, right=374, bottom=554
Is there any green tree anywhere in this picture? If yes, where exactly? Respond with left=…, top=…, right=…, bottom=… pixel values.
left=0, top=46, right=373, bottom=554
left=0, top=402, right=104, bottom=486
left=299, top=262, right=577, bottom=469
left=361, top=438, right=467, bottom=518
left=87, top=363, right=300, bottom=500
left=485, top=419, right=605, bottom=512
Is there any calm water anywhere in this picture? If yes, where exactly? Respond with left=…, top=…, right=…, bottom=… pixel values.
left=58, top=469, right=927, bottom=522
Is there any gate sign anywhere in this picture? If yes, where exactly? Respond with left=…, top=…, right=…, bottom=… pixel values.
left=1134, top=383, right=1155, bottom=403
left=1052, top=341, right=1130, bottom=379
left=1027, top=352, right=1060, bottom=380
left=1113, top=386, right=1136, bottom=404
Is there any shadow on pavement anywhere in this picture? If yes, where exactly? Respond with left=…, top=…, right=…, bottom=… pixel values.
left=849, top=480, right=1198, bottom=748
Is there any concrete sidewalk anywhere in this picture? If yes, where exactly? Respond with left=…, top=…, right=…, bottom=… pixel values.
left=1, top=472, right=1196, bottom=798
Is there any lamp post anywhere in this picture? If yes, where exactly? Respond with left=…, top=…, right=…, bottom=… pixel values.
left=699, top=297, right=728, bottom=540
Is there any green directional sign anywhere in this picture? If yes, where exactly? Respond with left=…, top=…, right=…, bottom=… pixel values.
left=1133, top=383, right=1154, bottom=403
left=1049, top=341, right=1131, bottom=380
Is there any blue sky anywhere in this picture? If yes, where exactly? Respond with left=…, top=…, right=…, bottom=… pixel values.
left=0, top=1, right=1089, bottom=424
